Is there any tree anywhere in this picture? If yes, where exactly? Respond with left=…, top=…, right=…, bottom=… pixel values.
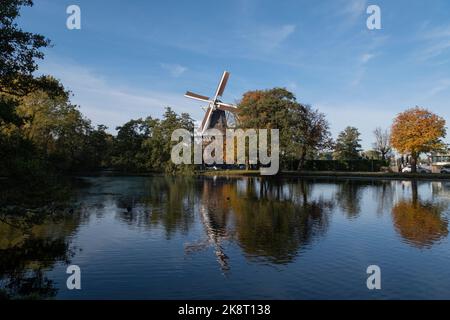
left=16, top=83, right=95, bottom=171
left=111, top=108, right=195, bottom=173
left=333, top=126, right=362, bottom=160
left=112, top=118, right=149, bottom=172
left=84, top=125, right=114, bottom=168
left=373, top=127, right=391, bottom=160
left=0, top=1, right=70, bottom=178
left=391, top=107, right=446, bottom=173
left=144, top=108, right=194, bottom=174
left=293, top=105, right=333, bottom=170
left=0, top=0, right=51, bottom=95
left=238, top=88, right=332, bottom=169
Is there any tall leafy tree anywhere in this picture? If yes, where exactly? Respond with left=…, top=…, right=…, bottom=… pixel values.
left=112, top=118, right=150, bottom=172
left=84, top=125, right=114, bottom=169
left=15, top=79, right=95, bottom=170
left=144, top=108, right=194, bottom=173
left=112, top=108, right=194, bottom=173
left=293, top=105, right=333, bottom=170
left=0, top=0, right=50, bottom=95
left=333, top=126, right=362, bottom=160
left=238, top=88, right=332, bottom=170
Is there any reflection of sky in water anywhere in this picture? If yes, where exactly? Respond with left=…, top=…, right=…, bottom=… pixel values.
left=1, top=177, right=450, bottom=299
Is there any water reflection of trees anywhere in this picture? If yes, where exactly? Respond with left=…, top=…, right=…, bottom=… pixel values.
left=109, top=176, right=450, bottom=269
left=0, top=179, right=80, bottom=299
left=334, top=179, right=396, bottom=219
left=0, top=238, right=71, bottom=299
left=109, top=177, right=335, bottom=268
left=182, top=178, right=333, bottom=269
left=114, top=177, right=197, bottom=237
left=231, top=178, right=333, bottom=264
left=334, top=180, right=366, bottom=218
left=392, top=180, right=449, bottom=249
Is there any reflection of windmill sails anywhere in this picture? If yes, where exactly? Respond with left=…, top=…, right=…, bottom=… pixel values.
left=184, top=181, right=231, bottom=272
left=185, top=71, right=239, bottom=134
left=199, top=203, right=229, bottom=271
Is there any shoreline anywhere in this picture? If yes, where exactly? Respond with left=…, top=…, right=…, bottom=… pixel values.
left=4, top=170, right=450, bottom=181
left=200, top=170, right=450, bottom=181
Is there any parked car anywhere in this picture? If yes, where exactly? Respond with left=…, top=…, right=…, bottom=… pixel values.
left=402, top=165, right=431, bottom=174
left=441, top=165, right=450, bottom=174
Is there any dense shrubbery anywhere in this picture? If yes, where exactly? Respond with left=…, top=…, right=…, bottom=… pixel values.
left=299, top=160, right=389, bottom=172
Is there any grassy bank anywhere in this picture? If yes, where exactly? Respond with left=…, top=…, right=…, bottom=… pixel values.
left=199, top=170, right=450, bottom=180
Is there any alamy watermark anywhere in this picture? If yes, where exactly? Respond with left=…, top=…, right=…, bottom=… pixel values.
left=66, top=5, right=81, bottom=30
left=366, top=265, right=381, bottom=290
left=66, top=265, right=81, bottom=290
left=171, top=128, right=280, bottom=175
left=367, top=5, right=381, bottom=30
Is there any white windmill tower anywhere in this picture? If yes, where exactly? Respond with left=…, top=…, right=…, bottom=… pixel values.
left=184, top=71, right=239, bottom=134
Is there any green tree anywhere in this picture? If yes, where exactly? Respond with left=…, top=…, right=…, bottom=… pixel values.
left=292, top=105, right=333, bottom=170
left=112, top=108, right=195, bottom=174
left=112, top=118, right=149, bottom=172
left=0, top=0, right=51, bottom=95
left=144, top=108, right=194, bottom=174
left=84, top=125, right=114, bottom=169
left=14, top=80, right=94, bottom=171
left=238, top=88, right=332, bottom=170
left=333, top=126, right=362, bottom=160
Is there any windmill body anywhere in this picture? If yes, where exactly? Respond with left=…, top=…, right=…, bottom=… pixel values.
left=184, top=71, right=239, bottom=135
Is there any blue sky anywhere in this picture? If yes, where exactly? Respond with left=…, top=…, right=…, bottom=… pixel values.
left=18, top=0, right=450, bottom=149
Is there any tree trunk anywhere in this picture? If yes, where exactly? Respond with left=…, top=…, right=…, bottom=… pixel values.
left=297, top=147, right=307, bottom=171
left=411, top=153, right=418, bottom=173
left=411, top=179, right=418, bottom=206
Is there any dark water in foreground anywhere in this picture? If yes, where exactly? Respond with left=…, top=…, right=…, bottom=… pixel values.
left=1, top=176, right=450, bottom=299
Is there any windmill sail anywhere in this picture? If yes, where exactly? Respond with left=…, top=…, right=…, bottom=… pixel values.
left=214, top=71, right=230, bottom=99
left=184, top=91, right=211, bottom=103
left=200, top=107, right=213, bottom=133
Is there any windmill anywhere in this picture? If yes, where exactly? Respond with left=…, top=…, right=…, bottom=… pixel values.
left=184, top=71, right=239, bottom=134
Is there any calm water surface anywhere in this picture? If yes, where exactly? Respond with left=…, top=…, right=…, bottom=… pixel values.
left=1, top=176, right=450, bottom=299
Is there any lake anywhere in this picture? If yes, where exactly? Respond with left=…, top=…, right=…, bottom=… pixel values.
left=1, top=176, right=450, bottom=299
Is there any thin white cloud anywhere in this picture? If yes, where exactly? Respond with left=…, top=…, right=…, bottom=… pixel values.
left=38, top=60, right=200, bottom=133
left=240, top=24, right=296, bottom=52
left=351, top=53, right=377, bottom=86
left=419, top=40, right=450, bottom=61
left=336, top=0, right=368, bottom=23
left=414, top=23, right=450, bottom=62
left=262, top=24, right=296, bottom=48
left=422, top=24, right=450, bottom=39
left=361, top=53, right=375, bottom=64
left=428, top=79, right=450, bottom=97
left=351, top=68, right=366, bottom=87
left=160, top=63, right=188, bottom=77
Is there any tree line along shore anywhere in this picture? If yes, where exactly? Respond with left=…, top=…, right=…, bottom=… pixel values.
left=1, top=1, right=448, bottom=183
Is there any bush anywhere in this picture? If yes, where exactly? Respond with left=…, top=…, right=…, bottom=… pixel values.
left=298, top=159, right=389, bottom=172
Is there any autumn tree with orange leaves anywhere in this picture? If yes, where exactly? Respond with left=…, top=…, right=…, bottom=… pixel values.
left=391, top=107, right=447, bottom=173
